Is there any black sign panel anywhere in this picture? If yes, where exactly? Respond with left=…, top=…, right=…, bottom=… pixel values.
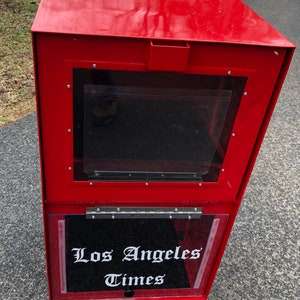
left=65, top=215, right=214, bottom=293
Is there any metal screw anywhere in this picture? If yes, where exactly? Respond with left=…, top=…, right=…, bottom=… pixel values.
left=92, top=63, right=97, bottom=68
left=66, top=84, right=71, bottom=89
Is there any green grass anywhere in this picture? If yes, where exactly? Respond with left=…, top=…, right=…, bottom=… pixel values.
left=0, top=0, right=40, bottom=127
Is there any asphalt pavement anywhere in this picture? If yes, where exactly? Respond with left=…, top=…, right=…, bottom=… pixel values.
left=0, top=0, right=299, bottom=299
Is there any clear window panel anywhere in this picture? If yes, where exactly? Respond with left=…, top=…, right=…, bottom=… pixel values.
left=73, top=70, right=247, bottom=182
left=48, top=212, right=229, bottom=298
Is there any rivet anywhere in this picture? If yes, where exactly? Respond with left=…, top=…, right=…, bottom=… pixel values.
left=198, top=183, right=202, bottom=187
left=188, top=215, right=191, bottom=220
left=67, top=129, right=72, bottom=133
left=232, top=132, right=236, bottom=137
left=243, top=92, right=248, bottom=96
left=169, top=215, right=173, bottom=219
left=89, top=182, right=93, bottom=186
left=145, top=182, right=149, bottom=186
left=175, top=208, right=178, bottom=212
left=92, top=215, right=95, bottom=219
left=68, top=166, right=72, bottom=171
left=66, top=84, right=71, bottom=89
left=221, top=168, right=225, bottom=172
left=274, top=51, right=279, bottom=56
left=112, top=215, right=115, bottom=219
left=92, top=63, right=97, bottom=68
left=227, top=70, right=232, bottom=76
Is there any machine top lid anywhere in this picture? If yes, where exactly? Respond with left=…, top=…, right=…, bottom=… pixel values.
left=32, top=0, right=294, bottom=48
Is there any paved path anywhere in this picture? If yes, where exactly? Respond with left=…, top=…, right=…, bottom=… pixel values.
left=1, top=1, right=299, bottom=299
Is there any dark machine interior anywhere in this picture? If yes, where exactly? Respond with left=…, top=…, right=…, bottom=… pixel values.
left=73, top=70, right=246, bottom=182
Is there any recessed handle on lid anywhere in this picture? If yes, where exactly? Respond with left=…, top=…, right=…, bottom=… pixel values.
left=148, top=40, right=190, bottom=72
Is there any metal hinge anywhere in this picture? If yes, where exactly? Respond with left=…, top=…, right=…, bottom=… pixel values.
left=86, top=206, right=202, bottom=220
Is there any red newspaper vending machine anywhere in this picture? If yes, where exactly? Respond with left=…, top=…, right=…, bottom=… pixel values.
left=31, top=1, right=294, bottom=299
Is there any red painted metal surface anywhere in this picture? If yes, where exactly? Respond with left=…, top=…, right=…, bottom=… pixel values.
left=31, top=0, right=295, bottom=299
left=32, top=0, right=294, bottom=48
left=33, top=34, right=291, bottom=204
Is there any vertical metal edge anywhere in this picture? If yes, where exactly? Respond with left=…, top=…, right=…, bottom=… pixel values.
left=193, top=218, right=220, bottom=288
left=58, top=220, right=67, bottom=293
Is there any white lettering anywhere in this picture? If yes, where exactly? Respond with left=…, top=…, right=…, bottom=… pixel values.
left=128, top=276, right=145, bottom=286
left=152, top=250, right=165, bottom=263
left=181, top=249, right=191, bottom=259
left=122, top=246, right=202, bottom=263
left=90, top=251, right=101, bottom=262
left=103, top=273, right=165, bottom=288
left=140, top=250, right=152, bottom=261
left=121, top=274, right=127, bottom=287
left=122, top=246, right=140, bottom=262
left=164, top=250, right=174, bottom=260
left=72, top=248, right=89, bottom=263
left=104, top=273, right=122, bottom=287
left=191, top=248, right=202, bottom=259
left=102, top=250, right=113, bottom=262
left=71, top=246, right=202, bottom=264
left=154, top=274, right=166, bottom=285
left=145, top=276, right=154, bottom=285
left=174, top=246, right=181, bottom=259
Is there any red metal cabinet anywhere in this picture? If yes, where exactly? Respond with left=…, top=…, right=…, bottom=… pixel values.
left=32, top=0, right=294, bottom=299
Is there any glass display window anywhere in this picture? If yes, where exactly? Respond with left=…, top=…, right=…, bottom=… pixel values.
left=73, top=69, right=247, bottom=182
left=47, top=210, right=228, bottom=298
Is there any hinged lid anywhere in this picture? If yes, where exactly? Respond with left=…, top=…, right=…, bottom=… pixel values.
left=31, top=0, right=295, bottom=48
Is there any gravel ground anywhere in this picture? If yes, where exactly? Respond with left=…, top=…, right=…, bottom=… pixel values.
left=0, top=1, right=299, bottom=299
